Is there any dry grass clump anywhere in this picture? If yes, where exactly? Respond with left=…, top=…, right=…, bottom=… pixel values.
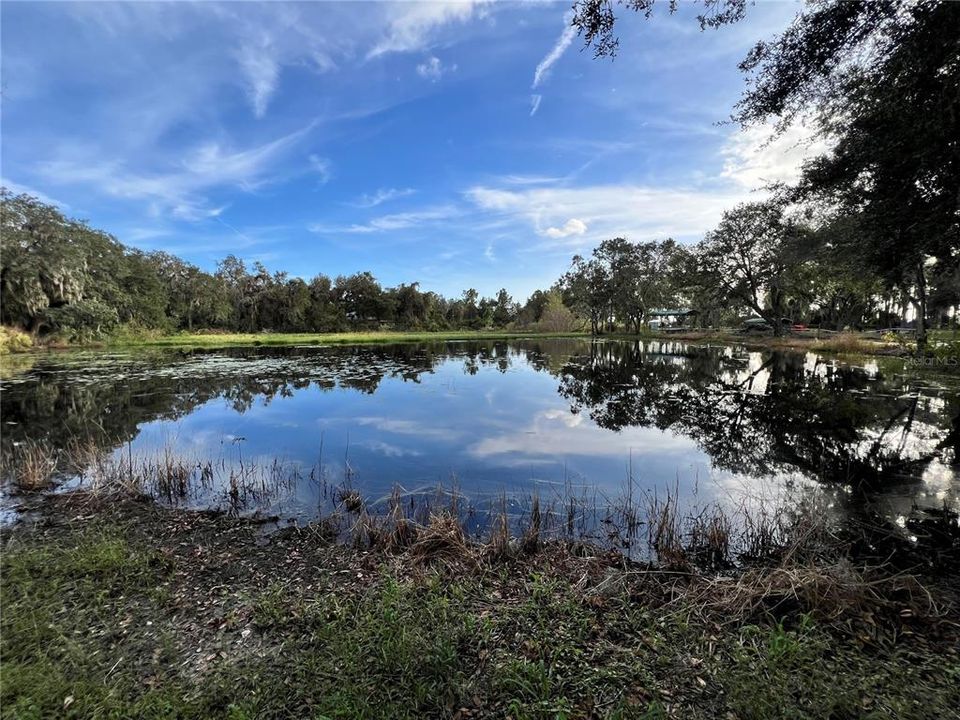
left=407, top=513, right=471, bottom=566
left=10, top=441, right=57, bottom=490
left=337, top=488, right=364, bottom=513
left=686, top=559, right=941, bottom=632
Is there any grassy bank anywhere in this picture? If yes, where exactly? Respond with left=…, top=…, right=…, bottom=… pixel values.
left=2, top=493, right=958, bottom=720
left=88, top=329, right=589, bottom=351
left=603, top=329, right=908, bottom=358
left=100, top=328, right=938, bottom=360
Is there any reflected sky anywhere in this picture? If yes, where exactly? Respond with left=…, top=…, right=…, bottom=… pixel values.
left=127, top=348, right=715, bottom=514
left=2, top=339, right=957, bottom=523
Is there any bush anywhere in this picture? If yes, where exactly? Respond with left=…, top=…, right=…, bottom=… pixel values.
left=0, top=326, right=33, bottom=353
left=42, top=299, right=119, bottom=341
left=535, top=293, right=580, bottom=333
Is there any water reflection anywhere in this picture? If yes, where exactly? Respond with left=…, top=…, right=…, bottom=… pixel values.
left=1, top=339, right=957, bottom=524
left=558, top=340, right=958, bottom=490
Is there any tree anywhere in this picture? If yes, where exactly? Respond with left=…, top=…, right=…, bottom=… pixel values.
left=697, top=201, right=809, bottom=335
left=562, top=238, right=682, bottom=335
left=335, top=272, right=385, bottom=328
left=388, top=283, right=422, bottom=329
left=573, top=0, right=960, bottom=352
left=0, top=190, right=169, bottom=335
left=572, top=0, right=748, bottom=58
left=799, top=217, right=885, bottom=331
left=563, top=254, right=612, bottom=335
left=781, top=2, right=960, bottom=351
left=493, top=288, right=514, bottom=327
left=460, top=288, right=481, bottom=328
left=305, top=274, right=343, bottom=332
left=536, top=291, right=580, bottom=333
left=518, top=290, right=551, bottom=326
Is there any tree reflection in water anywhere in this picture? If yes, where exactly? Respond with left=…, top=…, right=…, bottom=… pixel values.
left=556, top=340, right=958, bottom=490
left=1, top=340, right=956, bottom=512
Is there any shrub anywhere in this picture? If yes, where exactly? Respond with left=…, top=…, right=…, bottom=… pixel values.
left=0, top=326, right=33, bottom=353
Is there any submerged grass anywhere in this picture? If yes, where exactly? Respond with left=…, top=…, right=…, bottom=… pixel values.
left=2, top=495, right=957, bottom=719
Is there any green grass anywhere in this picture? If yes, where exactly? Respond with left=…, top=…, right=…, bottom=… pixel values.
left=106, top=329, right=589, bottom=349
left=2, top=512, right=958, bottom=719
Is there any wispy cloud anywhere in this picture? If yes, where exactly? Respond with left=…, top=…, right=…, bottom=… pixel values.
left=498, top=174, right=565, bottom=186
left=237, top=41, right=280, bottom=118
left=309, top=154, right=333, bottom=185
left=417, top=55, right=457, bottom=82
left=532, top=12, right=575, bottom=88
left=37, top=123, right=313, bottom=220
left=469, top=408, right=695, bottom=460
left=529, top=93, right=542, bottom=116
left=354, top=416, right=462, bottom=442
left=310, top=205, right=459, bottom=234
left=350, top=187, right=417, bottom=208
left=367, top=1, right=488, bottom=59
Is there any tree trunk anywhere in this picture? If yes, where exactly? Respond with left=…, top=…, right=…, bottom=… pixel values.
left=915, top=259, right=928, bottom=356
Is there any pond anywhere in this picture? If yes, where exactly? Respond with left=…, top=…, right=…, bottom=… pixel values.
left=1, top=338, right=958, bottom=544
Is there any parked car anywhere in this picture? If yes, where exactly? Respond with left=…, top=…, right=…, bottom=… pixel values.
left=740, top=317, right=794, bottom=333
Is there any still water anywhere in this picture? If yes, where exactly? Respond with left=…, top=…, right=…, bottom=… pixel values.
left=1, top=338, right=957, bottom=529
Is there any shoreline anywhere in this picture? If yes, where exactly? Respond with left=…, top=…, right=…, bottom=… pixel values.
left=4, top=326, right=951, bottom=361
left=2, top=491, right=958, bottom=719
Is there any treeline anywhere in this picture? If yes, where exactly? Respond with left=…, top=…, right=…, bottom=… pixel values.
left=0, top=191, right=578, bottom=339
left=2, top=189, right=957, bottom=349
left=556, top=201, right=960, bottom=340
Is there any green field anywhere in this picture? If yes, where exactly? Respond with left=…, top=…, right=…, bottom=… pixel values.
left=106, top=329, right=590, bottom=349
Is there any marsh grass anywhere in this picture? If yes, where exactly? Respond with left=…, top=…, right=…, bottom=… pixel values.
left=7, top=441, right=57, bottom=490
left=4, top=441, right=841, bottom=571
left=807, top=331, right=889, bottom=355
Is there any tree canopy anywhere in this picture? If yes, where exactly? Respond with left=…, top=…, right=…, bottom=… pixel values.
left=571, top=0, right=959, bottom=351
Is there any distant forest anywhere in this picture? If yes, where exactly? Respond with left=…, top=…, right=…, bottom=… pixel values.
left=0, top=190, right=573, bottom=339
left=1, top=189, right=957, bottom=348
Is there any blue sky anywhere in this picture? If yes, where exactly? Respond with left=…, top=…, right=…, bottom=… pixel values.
left=1, top=1, right=814, bottom=300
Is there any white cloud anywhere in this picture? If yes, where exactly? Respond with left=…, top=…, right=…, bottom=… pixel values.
left=237, top=41, right=280, bottom=118
left=532, top=12, right=575, bottom=88
left=543, top=218, right=587, bottom=239
left=721, top=121, right=831, bottom=190
left=310, top=205, right=459, bottom=234
left=466, top=184, right=747, bottom=247
left=529, top=93, right=542, bottom=116
left=469, top=408, right=696, bottom=460
left=309, top=154, right=333, bottom=185
left=351, top=187, right=417, bottom=208
left=356, top=440, right=423, bottom=458
left=368, top=1, right=488, bottom=59
left=416, top=55, right=457, bottom=81
left=353, top=416, right=462, bottom=442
